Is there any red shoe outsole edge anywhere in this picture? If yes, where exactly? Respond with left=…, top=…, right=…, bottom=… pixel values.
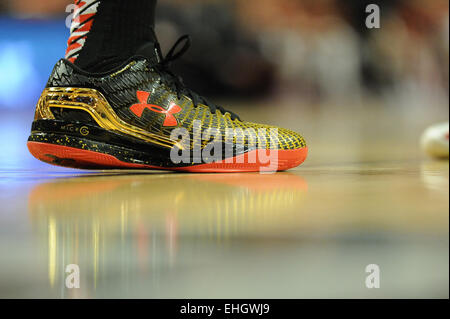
left=27, top=141, right=308, bottom=172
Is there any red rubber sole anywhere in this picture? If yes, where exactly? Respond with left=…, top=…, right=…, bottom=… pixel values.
left=27, top=141, right=308, bottom=172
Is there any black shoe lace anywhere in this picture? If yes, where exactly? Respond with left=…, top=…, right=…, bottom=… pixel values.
left=154, top=35, right=240, bottom=121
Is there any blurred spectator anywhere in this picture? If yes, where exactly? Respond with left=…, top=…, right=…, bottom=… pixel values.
left=156, top=0, right=276, bottom=98
left=236, top=0, right=363, bottom=102
left=366, top=0, right=449, bottom=106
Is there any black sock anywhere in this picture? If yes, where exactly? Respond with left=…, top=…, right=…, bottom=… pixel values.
left=66, top=0, right=157, bottom=73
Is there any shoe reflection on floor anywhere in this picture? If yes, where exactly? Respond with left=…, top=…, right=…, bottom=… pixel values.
left=28, top=172, right=308, bottom=297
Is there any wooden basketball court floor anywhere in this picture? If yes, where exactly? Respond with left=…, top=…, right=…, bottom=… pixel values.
left=0, top=102, right=448, bottom=298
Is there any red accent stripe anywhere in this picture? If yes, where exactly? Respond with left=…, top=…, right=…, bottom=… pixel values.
left=73, top=13, right=95, bottom=32
left=65, top=1, right=98, bottom=61
left=65, top=39, right=83, bottom=57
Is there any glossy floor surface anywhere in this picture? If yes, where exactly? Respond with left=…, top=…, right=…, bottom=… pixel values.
left=0, top=102, right=448, bottom=298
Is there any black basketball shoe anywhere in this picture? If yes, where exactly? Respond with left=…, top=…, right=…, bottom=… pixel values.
left=28, top=36, right=308, bottom=172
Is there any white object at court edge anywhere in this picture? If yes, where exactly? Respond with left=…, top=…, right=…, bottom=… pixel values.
left=421, top=122, right=449, bottom=159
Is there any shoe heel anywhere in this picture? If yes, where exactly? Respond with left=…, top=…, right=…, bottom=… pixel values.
left=27, top=141, right=111, bottom=169
left=27, top=139, right=159, bottom=170
left=27, top=125, right=166, bottom=170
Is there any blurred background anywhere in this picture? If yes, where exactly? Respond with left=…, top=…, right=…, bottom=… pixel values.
left=0, top=0, right=448, bottom=299
left=0, top=0, right=448, bottom=107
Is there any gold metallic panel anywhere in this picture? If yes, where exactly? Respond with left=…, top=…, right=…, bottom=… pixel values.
left=34, top=87, right=178, bottom=149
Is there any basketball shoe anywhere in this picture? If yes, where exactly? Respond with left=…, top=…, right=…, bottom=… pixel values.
left=27, top=36, right=308, bottom=172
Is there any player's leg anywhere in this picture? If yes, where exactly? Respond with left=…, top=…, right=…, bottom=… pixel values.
left=66, top=0, right=157, bottom=72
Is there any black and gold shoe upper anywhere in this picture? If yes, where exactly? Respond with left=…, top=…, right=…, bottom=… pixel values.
left=35, top=37, right=306, bottom=163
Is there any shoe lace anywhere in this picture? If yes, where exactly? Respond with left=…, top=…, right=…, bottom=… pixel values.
left=154, top=35, right=240, bottom=121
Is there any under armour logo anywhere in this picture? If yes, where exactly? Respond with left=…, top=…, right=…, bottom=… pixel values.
left=130, top=91, right=182, bottom=127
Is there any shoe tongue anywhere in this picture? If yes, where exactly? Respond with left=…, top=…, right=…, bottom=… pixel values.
left=136, top=41, right=163, bottom=65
